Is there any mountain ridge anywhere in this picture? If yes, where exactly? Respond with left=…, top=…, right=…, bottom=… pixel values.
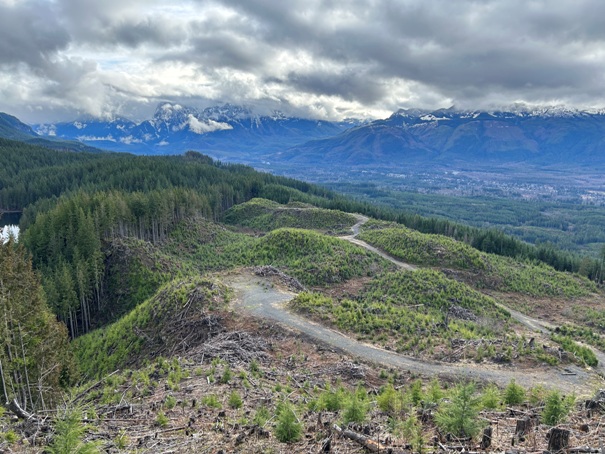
left=280, top=105, right=605, bottom=169
left=10, top=102, right=605, bottom=169
left=32, top=102, right=359, bottom=158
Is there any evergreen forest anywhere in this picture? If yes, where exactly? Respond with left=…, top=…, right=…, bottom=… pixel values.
left=1, top=137, right=605, bottom=452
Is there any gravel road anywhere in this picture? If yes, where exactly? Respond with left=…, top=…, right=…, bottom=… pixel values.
left=224, top=215, right=601, bottom=393
left=228, top=273, right=594, bottom=392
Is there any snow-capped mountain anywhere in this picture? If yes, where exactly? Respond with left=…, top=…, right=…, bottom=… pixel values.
left=34, top=103, right=357, bottom=159
left=26, top=103, right=605, bottom=170
left=279, top=105, right=605, bottom=169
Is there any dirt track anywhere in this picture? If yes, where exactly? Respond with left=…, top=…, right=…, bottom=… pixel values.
left=229, top=272, right=596, bottom=392
left=225, top=215, right=603, bottom=393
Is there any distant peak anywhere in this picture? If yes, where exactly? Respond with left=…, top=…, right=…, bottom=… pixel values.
left=391, top=108, right=430, bottom=118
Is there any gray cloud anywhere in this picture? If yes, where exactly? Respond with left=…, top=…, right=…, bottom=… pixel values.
left=0, top=1, right=69, bottom=69
left=3, top=0, right=605, bottom=123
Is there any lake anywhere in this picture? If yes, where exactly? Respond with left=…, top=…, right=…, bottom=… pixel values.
left=0, top=212, right=22, bottom=227
left=0, top=212, right=21, bottom=243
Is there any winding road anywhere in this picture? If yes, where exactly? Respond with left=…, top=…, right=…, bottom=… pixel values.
left=226, top=215, right=603, bottom=393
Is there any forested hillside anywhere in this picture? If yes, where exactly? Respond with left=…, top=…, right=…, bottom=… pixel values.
left=2, top=138, right=605, bottom=452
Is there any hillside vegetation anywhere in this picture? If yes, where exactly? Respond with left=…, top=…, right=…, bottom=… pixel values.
left=359, top=221, right=597, bottom=298
left=248, top=228, right=393, bottom=285
left=224, top=197, right=358, bottom=233
left=291, top=269, right=513, bottom=359
left=74, top=277, right=229, bottom=378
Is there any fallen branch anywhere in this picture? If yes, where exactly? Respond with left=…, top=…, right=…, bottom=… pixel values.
left=9, top=398, right=34, bottom=420
left=333, top=424, right=408, bottom=453
left=73, top=369, right=120, bottom=403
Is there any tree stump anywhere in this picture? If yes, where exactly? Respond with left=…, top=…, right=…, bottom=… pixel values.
left=515, top=417, right=533, bottom=441
left=585, top=389, right=605, bottom=416
left=480, top=426, right=493, bottom=450
left=547, top=427, right=570, bottom=453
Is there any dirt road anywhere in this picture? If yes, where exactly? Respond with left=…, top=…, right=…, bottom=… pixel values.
left=229, top=273, right=594, bottom=392
left=343, top=214, right=605, bottom=376
left=225, top=215, right=602, bottom=393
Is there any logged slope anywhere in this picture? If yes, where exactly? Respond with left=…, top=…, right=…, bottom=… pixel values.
left=248, top=228, right=394, bottom=286
left=357, top=222, right=597, bottom=298
left=230, top=272, right=593, bottom=392
left=74, top=277, right=229, bottom=377
left=224, top=197, right=357, bottom=233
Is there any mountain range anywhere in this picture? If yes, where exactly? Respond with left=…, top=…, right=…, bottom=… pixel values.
left=278, top=106, right=605, bottom=170
left=4, top=103, right=605, bottom=171
left=33, top=103, right=358, bottom=160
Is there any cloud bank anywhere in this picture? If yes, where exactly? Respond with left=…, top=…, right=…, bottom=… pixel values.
left=2, top=0, right=605, bottom=122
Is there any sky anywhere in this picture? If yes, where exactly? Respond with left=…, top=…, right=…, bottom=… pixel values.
left=2, top=0, right=605, bottom=123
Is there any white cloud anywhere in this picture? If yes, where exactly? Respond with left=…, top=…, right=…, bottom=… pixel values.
left=77, top=135, right=116, bottom=142
left=120, top=135, right=143, bottom=144
left=186, top=114, right=233, bottom=134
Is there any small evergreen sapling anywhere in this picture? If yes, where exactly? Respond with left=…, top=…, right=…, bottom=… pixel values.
left=435, top=383, right=483, bottom=439
left=541, top=390, right=575, bottom=426
left=504, top=379, right=525, bottom=406
left=274, top=402, right=302, bottom=443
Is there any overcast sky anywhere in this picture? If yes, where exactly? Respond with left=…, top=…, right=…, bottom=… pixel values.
left=2, top=0, right=605, bottom=123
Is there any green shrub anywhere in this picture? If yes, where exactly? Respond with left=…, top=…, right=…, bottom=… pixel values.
left=435, top=383, right=483, bottom=439
left=425, top=378, right=445, bottom=405
left=551, top=334, right=598, bottom=367
left=528, top=385, right=548, bottom=405
left=47, top=408, right=100, bottom=454
left=318, top=385, right=346, bottom=412
left=481, top=384, right=502, bottom=410
left=220, top=365, right=233, bottom=384
left=541, top=390, right=575, bottom=426
left=155, top=411, right=169, bottom=428
left=342, top=394, right=367, bottom=424
left=201, top=394, right=221, bottom=409
left=503, top=379, right=525, bottom=406
left=228, top=391, right=243, bottom=409
left=115, top=431, right=129, bottom=450
left=274, top=403, right=302, bottom=443
left=4, top=430, right=18, bottom=444
left=408, top=379, right=424, bottom=407
left=164, top=395, right=177, bottom=410
left=377, top=384, right=402, bottom=414
left=401, top=413, right=427, bottom=454
left=253, top=406, right=270, bottom=426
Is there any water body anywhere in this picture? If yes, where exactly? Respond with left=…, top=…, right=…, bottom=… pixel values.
left=0, top=212, right=21, bottom=227
left=0, top=212, right=21, bottom=243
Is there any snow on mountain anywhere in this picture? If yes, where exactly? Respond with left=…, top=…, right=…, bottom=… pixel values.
left=32, top=103, right=355, bottom=158
left=280, top=105, right=605, bottom=169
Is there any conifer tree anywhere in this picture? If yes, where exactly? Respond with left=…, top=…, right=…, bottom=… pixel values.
left=0, top=242, right=73, bottom=411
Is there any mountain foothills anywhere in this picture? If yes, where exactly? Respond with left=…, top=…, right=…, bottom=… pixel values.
left=2, top=136, right=605, bottom=451
left=19, top=103, right=605, bottom=170
left=0, top=113, right=101, bottom=154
